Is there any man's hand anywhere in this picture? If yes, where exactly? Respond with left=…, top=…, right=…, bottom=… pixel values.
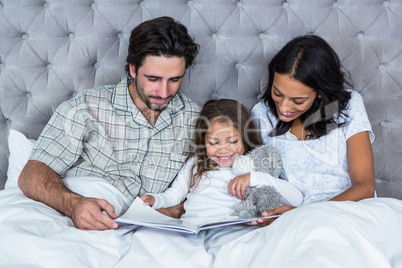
left=228, top=173, right=251, bottom=200
left=140, top=195, right=155, bottom=206
left=19, top=160, right=118, bottom=231
left=156, top=203, right=185, bottom=219
left=70, top=196, right=118, bottom=230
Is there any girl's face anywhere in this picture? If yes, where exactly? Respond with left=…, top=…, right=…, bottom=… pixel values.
left=271, top=72, right=321, bottom=122
left=205, top=121, right=245, bottom=168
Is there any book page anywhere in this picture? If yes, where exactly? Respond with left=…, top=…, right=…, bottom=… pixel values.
left=116, top=197, right=280, bottom=234
left=117, top=198, right=199, bottom=232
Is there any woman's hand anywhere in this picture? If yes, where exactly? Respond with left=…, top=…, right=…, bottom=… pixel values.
left=140, top=195, right=155, bottom=206
left=228, top=173, right=251, bottom=200
left=248, top=205, right=296, bottom=227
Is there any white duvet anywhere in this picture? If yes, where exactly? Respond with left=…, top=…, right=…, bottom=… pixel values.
left=0, top=177, right=401, bottom=268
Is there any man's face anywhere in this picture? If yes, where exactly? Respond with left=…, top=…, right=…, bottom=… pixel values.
left=129, top=55, right=186, bottom=113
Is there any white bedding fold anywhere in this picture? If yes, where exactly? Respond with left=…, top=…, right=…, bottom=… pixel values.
left=0, top=178, right=133, bottom=267
left=214, top=198, right=402, bottom=268
left=0, top=177, right=401, bottom=267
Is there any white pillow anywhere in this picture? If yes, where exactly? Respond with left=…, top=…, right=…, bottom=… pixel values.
left=6, top=129, right=36, bottom=189
left=5, top=130, right=131, bottom=214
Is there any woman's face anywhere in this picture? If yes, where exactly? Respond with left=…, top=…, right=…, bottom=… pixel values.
left=271, top=72, right=321, bottom=122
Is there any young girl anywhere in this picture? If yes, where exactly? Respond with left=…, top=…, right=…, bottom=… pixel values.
left=140, top=99, right=303, bottom=219
left=252, top=35, right=376, bottom=225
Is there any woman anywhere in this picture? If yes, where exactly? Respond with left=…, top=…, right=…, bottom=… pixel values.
left=250, top=35, right=375, bottom=225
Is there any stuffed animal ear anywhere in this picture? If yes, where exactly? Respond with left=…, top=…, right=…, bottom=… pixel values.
left=249, top=144, right=282, bottom=177
left=232, top=155, right=254, bottom=175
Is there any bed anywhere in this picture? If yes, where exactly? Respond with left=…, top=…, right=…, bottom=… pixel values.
left=1, top=172, right=402, bottom=267
left=1, top=0, right=402, bottom=267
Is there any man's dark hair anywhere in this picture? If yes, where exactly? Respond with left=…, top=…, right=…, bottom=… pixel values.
left=125, top=16, right=199, bottom=77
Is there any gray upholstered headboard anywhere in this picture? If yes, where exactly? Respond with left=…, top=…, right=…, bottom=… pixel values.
left=1, top=0, right=401, bottom=199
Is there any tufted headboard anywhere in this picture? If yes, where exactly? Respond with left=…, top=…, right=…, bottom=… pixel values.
left=0, top=0, right=401, bottom=198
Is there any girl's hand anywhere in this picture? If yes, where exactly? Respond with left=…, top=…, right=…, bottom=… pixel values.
left=228, top=173, right=251, bottom=200
left=140, top=195, right=155, bottom=207
left=249, top=205, right=296, bottom=227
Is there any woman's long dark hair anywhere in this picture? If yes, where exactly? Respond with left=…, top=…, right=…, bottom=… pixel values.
left=262, top=35, right=352, bottom=139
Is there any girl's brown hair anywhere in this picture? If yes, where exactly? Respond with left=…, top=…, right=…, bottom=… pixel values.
left=188, top=99, right=263, bottom=192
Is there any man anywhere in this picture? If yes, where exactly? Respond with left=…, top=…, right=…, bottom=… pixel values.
left=18, top=17, right=201, bottom=231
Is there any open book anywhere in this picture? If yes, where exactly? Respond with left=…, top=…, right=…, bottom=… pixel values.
left=115, top=197, right=279, bottom=235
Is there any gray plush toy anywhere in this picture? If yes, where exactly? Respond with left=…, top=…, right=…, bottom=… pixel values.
left=232, top=144, right=285, bottom=219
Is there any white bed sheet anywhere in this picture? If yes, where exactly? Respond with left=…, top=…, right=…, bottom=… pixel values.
left=0, top=177, right=401, bottom=267
left=214, top=198, right=402, bottom=268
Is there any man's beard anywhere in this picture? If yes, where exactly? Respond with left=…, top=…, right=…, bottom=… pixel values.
left=134, top=78, right=174, bottom=112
